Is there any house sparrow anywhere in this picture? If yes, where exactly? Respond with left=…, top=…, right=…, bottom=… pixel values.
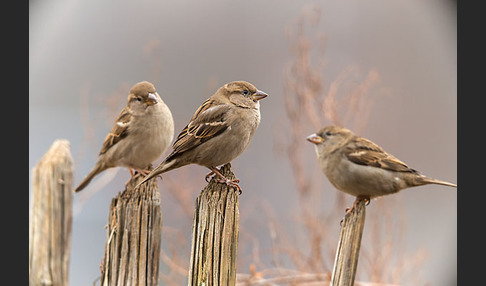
left=135, top=81, right=268, bottom=193
left=75, top=81, right=174, bottom=192
left=307, top=125, right=456, bottom=212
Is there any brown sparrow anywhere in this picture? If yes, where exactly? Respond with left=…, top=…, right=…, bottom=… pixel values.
left=136, top=81, right=268, bottom=193
left=75, top=81, right=174, bottom=192
left=307, top=125, right=456, bottom=212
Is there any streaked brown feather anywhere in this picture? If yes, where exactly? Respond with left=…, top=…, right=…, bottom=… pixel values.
left=168, top=99, right=231, bottom=158
left=99, top=107, right=131, bottom=155
left=344, top=137, right=418, bottom=173
left=190, top=98, right=213, bottom=121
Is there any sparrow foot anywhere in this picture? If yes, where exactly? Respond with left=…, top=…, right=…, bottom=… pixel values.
left=205, top=171, right=215, bottom=182
left=344, top=196, right=370, bottom=216
left=130, top=167, right=153, bottom=179
left=208, top=167, right=242, bottom=194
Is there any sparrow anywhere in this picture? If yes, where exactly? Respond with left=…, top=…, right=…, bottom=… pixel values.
left=135, top=81, right=268, bottom=193
left=75, top=81, right=174, bottom=192
left=307, top=125, right=457, bottom=213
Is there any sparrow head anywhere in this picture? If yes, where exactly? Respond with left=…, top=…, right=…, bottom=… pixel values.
left=220, top=81, right=268, bottom=109
left=127, top=81, right=160, bottom=112
left=307, top=125, right=354, bottom=150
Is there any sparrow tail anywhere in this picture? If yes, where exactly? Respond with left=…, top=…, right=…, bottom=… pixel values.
left=134, top=160, right=176, bottom=189
left=75, top=163, right=105, bottom=192
left=422, top=177, right=457, bottom=188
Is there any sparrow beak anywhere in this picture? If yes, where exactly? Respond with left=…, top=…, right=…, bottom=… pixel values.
left=306, top=133, right=324, bottom=144
left=146, top=92, right=158, bottom=105
left=252, top=90, right=268, bottom=101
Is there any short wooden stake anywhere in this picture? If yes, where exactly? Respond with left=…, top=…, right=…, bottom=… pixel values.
left=100, top=175, right=162, bottom=286
left=29, top=139, right=74, bottom=286
left=188, top=163, right=240, bottom=286
left=330, top=199, right=366, bottom=286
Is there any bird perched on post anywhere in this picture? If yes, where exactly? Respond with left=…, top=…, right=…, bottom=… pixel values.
left=135, top=80, right=268, bottom=193
left=306, top=125, right=456, bottom=213
left=75, top=81, right=174, bottom=192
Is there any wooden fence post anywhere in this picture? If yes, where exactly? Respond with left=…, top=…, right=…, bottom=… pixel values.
left=330, top=199, right=366, bottom=286
left=100, top=175, right=162, bottom=286
left=29, top=139, right=74, bottom=286
left=188, top=163, right=240, bottom=286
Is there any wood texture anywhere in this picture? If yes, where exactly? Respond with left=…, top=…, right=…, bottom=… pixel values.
left=330, top=199, right=367, bottom=286
left=100, top=175, right=162, bottom=286
left=29, top=139, right=74, bottom=286
left=188, top=163, right=240, bottom=286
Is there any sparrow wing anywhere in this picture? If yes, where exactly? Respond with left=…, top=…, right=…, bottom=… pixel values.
left=99, top=107, right=131, bottom=155
left=344, top=137, right=418, bottom=173
left=168, top=99, right=231, bottom=157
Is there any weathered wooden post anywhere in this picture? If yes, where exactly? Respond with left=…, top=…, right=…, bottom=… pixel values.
left=100, top=175, right=162, bottom=286
left=188, top=163, right=240, bottom=286
left=330, top=199, right=366, bottom=286
left=29, top=139, right=74, bottom=286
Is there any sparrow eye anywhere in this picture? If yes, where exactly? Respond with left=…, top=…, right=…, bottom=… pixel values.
left=242, top=89, right=249, bottom=95
left=136, top=97, right=142, bottom=101
left=325, top=131, right=332, bottom=136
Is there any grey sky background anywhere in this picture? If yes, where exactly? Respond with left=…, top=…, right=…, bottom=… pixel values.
left=30, top=0, right=456, bottom=285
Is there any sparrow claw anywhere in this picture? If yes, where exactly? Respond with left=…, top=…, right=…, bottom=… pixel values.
left=208, top=167, right=242, bottom=195
left=205, top=171, right=215, bottom=182
left=343, top=196, right=370, bottom=217
left=130, top=167, right=152, bottom=179
left=225, top=179, right=242, bottom=195
left=214, top=176, right=242, bottom=193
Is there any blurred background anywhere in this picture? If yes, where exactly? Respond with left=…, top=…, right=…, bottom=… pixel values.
left=30, top=0, right=456, bottom=285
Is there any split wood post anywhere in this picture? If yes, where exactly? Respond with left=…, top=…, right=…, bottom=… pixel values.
left=100, top=175, right=162, bottom=286
left=330, top=199, right=367, bottom=286
left=29, top=139, right=74, bottom=286
left=188, top=163, right=240, bottom=286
